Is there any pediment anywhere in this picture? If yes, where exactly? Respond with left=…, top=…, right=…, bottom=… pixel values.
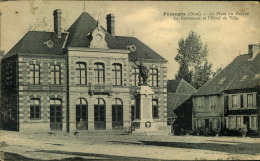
left=89, top=23, right=108, bottom=49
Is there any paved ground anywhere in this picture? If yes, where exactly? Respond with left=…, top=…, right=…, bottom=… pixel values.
left=0, top=130, right=259, bottom=160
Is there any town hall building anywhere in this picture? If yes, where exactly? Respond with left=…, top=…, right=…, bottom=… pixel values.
left=0, top=9, right=168, bottom=133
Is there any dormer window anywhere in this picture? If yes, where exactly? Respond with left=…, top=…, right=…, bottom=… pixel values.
left=255, top=73, right=260, bottom=79
left=241, top=75, right=248, bottom=81
left=218, top=77, right=226, bottom=85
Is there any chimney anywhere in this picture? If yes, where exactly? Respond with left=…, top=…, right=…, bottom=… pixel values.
left=248, top=44, right=260, bottom=60
left=53, top=9, right=62, bottom=38
left=106, top=14, right=115, bottom=37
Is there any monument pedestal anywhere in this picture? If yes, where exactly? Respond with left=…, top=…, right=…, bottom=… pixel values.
left=132, top=85, right=158, bottom=135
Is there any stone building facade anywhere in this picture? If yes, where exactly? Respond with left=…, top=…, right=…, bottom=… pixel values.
left=1, top=9, right=168, bottom=133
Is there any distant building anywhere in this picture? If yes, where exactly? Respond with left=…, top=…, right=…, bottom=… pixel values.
left=167, top=79, right=197, bottom=134
left=192, top=44, right=260, bottom=136
left=0, top=10, right=168, bottom=133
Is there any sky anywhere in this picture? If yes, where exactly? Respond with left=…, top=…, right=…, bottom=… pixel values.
left=0, top=1, right=259, bottom=79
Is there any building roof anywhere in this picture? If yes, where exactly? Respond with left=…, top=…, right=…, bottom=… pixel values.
left=167, top=79, right=196, bottom=94
left=4, top=12, right=167, bottom=63
left=167, top=79, right=197, bottom=118
left=193, top=53, right=260, bottom=96
left=66, top=12, right=167, bottom=63
left=3, top=31, right=67, bottom=59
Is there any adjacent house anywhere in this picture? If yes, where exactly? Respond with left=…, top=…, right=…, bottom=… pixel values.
left=192, top=44, right=260, bottom=136
left=0, top=9, right=168, bottom=133
left=167, top=79, right=197, bottom=134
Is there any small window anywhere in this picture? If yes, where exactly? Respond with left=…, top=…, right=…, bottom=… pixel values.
left=232, top=95, right=238, bottom=108
left=30, top=99, right=40, bottom=119
left=51, top=65, right=61, bottom=85
left=76, top=62, right=87, bottom=85
left=112, top=64, right=122, bottom=86
left=209, top=96, right=216, bottom=110
left=152, top=99, right=159, bottom=119
left=218, top=77, right=226, bottom=85
left=29, top=64, right=40, bottom=84
left=149, top=68, right=158, bottom=87
left=94, top=63, right=105, bottom=84
left=241, top=75, right=248, bottom=81
left=247, top=94, right=253, bottom=107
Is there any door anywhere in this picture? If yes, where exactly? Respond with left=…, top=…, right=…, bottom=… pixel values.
left=94, top=105, right=106, bottom=130
left=205, top=119, right=209, bottom=132
left=112, top=106, right=123, bottom=129
left=94, top=98, right=106, bottom=130
left=243, top=116, right=249, bottom=130
left=50, top=100, right=62, bottom=130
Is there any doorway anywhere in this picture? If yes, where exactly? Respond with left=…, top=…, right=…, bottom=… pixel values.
left=94, top=98, right=106, bottom=130
left=50, top=99, right=62, bottom=131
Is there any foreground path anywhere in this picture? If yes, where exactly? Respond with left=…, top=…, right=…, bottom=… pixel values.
left=0, top=130, right=259, bottom=160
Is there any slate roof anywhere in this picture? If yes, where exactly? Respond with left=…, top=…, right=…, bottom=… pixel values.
left=66, top=12, right=167, bottom=63
left=167, top=79, right=197, bottom=118
left=4, top=12, right=167, bottom=63
left=4, top=31, right=67, bottom=58
left=193, top=53, right=260, bottom=96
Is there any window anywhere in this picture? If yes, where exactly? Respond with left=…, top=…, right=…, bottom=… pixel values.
left=76, top=62, right=87, bottom=85
left=197, top=97, right=203, bottom=109
left=229, top=116, right=235, bottom=129
left=232, top=95, right=238, bottom=108
left=94, top=63, right=105, bottom=84
left=132, top=68, right=139, bottom=86
left=131, top=99, right=135, bottom=121
left=236, top=116, right=242, bottom=129
left=209, top=96, right=215, bottom=110
left=51, top=65, right=61, bottom=85
left=240, top=75, right=248, bottom=81
left=247, top=94, right=253, bottom=107
left=76, top=98, right=88, bottom=130
left=149, top=68, right=158, bottom=87
left=112, top=99, right=123, bottom=128
left=218, top=77, right=226, bottom=85
left=30, top=99, right=40, bottom=119
left=251, top=116, right=258, bottom=130
left=94, top=98, right=106, bottom=130
left=29, top=64, right=40, bottom=84
left=152, top=99, right=159, bottom=119
left=112, top=64, right=122, bottom=86
left=240, top=95, right=244, bottom=108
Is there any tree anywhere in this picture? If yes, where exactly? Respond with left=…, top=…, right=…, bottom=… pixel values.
left=175, top=31, right=213, bottom=89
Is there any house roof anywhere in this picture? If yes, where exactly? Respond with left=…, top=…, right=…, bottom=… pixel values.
left=167, top=79, right=197, bottom=94
left=5, top=12, right=166, bottom=63
left=193, top=53, right=260, bottom=96
left=167, top=79, right=197, bottom=118
left=4, top=31, right=67, bottom=59
left=66, top=12, right=167, bottom=63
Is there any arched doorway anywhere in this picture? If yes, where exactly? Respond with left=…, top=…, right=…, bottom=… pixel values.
left=76, top=98, right=88, bottom=130
left=94, top=98, right=106, bottom=130
left=112, top=98, right=123, bottom=129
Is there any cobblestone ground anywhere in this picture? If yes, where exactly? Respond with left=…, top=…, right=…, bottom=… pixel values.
left=0, top=130, right=259, bottom=160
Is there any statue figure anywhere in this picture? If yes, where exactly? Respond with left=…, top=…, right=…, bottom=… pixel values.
left=131, top=58, right=149, bottom=85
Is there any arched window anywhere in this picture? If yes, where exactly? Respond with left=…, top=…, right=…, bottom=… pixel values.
left=76, top=98, right=88, bottom=130
left=152, top=99, right=159, bottom=119
left=50, top=99, right=62, bottom=130
left=112, top=98, right=123, bottom=128
left=51, top=65, right=61, bottom=85
left=30, top=98, right=40, bottom=119
left=94, top=63, right=105, bottom=84
left=149, top=68, right=158, bottom=87
left=112, top=64, right=122, bottom=86
left=29, top=64, right=40, bottom=84
left=76, top=62, right=87, bottom=85
left=94, top=98, right=106, bottom=130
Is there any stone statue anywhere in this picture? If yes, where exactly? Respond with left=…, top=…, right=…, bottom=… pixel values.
left=132, top=58, right=149, bottom=85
